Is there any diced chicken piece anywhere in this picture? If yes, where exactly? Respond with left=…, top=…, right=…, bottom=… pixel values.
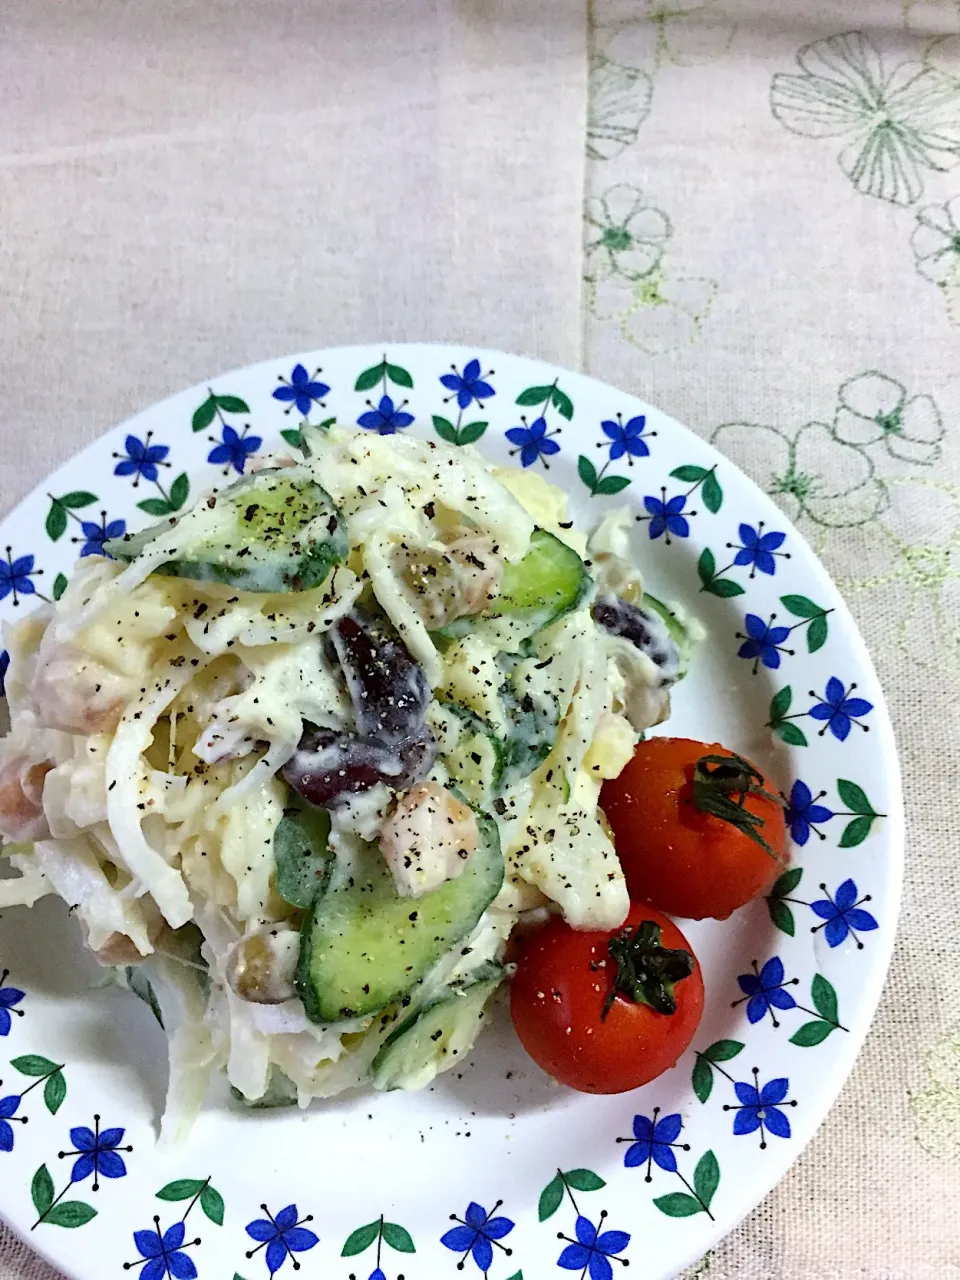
left=0, top=748, right=52, bottom=842
left=379, top=780, right=478, bottom=898
left=225, top=927, right=300, bottom=1004
left=392, top=534, right=504, bottom=629
left=30, top=633, right=131, bottom=735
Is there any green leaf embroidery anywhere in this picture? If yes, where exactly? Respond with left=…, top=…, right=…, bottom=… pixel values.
left=538, top=1172, right=564, bottom=1221
left=806, top=612, right=828, bottom=652
left=52, top=573, right=68, bottom=601
left=432, top=414, right=458, bottom=444
left=789, top=1019, right=834, bottom=1047
left=693, top=1150, right=720, bottom=1210
left=551, top=386, right=574, bottom=420
left=705, top=1039, right=744, bottom=1063
left=200, top=1184, right=225, bottom=1226
left=385, top=362, right=413, bottom=388
left=215, top=394, right=250, bottom=414
left=31, top=1165, right=54, bottom=1218
left=191, top=396, right=218, bottom=432
left=670, top=465, right=707, bottom=483
left=458, top=420, right=487, bottom=445
left=769, top=685, right=792, bottom=723
left=44, top=1202, right=97, bottom=1229
left=776, top=721, right=809, bottom=747
left=701, top=470, right=723, bottom=514
left=594, top=474, right=631, bottom=496
left=653, top=1192, right=702, bottom=1218
left=767, top=896, right=795, bottom=936
left=811, top=974, right=839, bottom=1024
left=233, top=1274, right=247, bottom=1280
left=280, top=428, right=303, bottom=449
left=157, top=1179, right=207, bottom=1202
left=692, top=1055, right=713, bottom=1103
left=12, top=1055, right=58, bottom=1077
left=45, top=502, right=68, bottom=542
left=342, top=1220, right=381, bottom=1256
left=44, top=1071, right=66, bottom=1116
left=137, top=497, right=173, bottom=517
left=780, top=593, right=821, bottom=618
left=697, top=547, right=716, bottom=587
left=703, top=577, right=744, bottom=598
left=354, top=363, right=385, bottom=392
left=169, top=473, right=190, bottom=511
left=61, top=491, right=97, bottom=508
left=382, top=1221, right=416, bottom=1253
left=578, top=455, right=599, bottom=491
left=836, top=779, right=873, bottom=814
left=516, top=384, right=555, bottom=407
left=839, top=815, right=874, bottom=847
left=563, top=1168, right=606, bottom=1192
left=771, top=866, right=803, bottom=897
left=506, top=1273, right=524, bottom=1280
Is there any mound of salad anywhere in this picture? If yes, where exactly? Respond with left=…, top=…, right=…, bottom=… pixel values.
left=0, top=424, right=788, bottom=1138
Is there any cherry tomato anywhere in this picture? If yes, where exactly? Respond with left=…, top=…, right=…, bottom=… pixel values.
left=601, top=737, right=787, bottom=920
left=510, top=903, right=703, bottom=1094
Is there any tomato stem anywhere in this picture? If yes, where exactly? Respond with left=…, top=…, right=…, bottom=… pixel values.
left=691, top=752, right=782, bottom=857
left=603, top=921, right=694, bottom=1019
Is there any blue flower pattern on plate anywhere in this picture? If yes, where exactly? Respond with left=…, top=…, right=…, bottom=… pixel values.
left=0, top=552, right=39, bottom=602
left=78, top=516, right=126, bottom=558
left=784, top=780, right=834, bottom=845
left=0, top=1094, right=23, bottom=1152
left=732, top=523, right=787, bottom=576
left=272, top=364, right=330, bottom=417
left=622, top=1112, right=685, bottom=1176
left=811, top=879, right=879, bottom=949
left=245, top=1203, right=318, bottom=1275
left=64, top=1121, right=129, bottom=1187
left=642, top=493, right=689, bottom=541
left=737, top=957, right=797, bottom=1025
left=440, top=358, right=495, bottom=408
left=809, top=678, right=873, bottom=742
left=558, top=1214, right=630, bottom=1280
left=506, top=416, right=560, bottom=468
left=602, top=414, right=649, bottom=460
left=0, top=972, right=25, bottom=1036
left=737, top=613, right=791, bottom=669
left=114, top=435, right=169, bottom=485
left=207, top=425, right=263, bottom=474
left=726, top=1072, right=796, bottom=1147
left=357, top=395, right=415, bottom=435
left=441, top=1200, right=515, bottom=1272
left=0, top=649, right=8, bottom=697
left=130, top=1220, right=199, bottom=1280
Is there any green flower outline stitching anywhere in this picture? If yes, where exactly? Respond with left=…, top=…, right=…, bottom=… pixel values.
left=770, top=29, right=960, bottom=205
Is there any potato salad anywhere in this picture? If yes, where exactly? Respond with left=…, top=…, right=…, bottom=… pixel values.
left=0, top=425, right=690, bottom=1138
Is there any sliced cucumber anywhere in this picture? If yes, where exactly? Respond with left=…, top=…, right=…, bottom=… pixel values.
left=107, top=469, right=347, bottom=593
left=439, top=704, right=505, bottom=807
left=297, top=808, right=504, bottom=1023
left=488, top=529, right=590, bottom=630
left=273, top=802, right=332, bottom=910
left=643, top=593, right=694, bottom=677
left=371, top=961, right=504, bottom=1091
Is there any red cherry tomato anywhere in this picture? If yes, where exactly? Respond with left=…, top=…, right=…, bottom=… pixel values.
left=600, top=738, right=787, bottom=920
left=509, top=903, right=704, bottom=1094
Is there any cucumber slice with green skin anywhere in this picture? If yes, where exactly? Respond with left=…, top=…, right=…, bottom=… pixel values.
left=106, top=469, right=347, bottom=593
left=296, top=809, right=504, bottom=1023
left=643, top=593, right=694, bottom=677
left=371, top=961, right=505, bottom=1091
left=440, top=704, right=505, bottom=806
left=273, top=803, right=332, bottom=910
left=488, top=529, right=591, bottom=630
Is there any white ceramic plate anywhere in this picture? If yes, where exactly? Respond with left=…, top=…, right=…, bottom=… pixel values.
left=0, top=346, right=902, bottom=1280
